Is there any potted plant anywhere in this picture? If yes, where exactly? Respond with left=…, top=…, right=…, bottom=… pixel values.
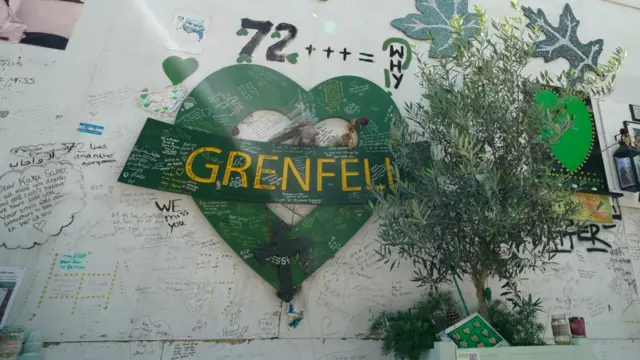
left=371, top=285, right=596, bottom=360
left=368, top=291, right=463, bottom=360
left=373, top=0, right=623, bottom=322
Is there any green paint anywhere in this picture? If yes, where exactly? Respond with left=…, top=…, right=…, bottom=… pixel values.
left=162, top=56, right=199, bottom=85
left=236, top=54, right=252, bottom=64
left=121, top=64, right=401, bottom=296
left=271, top=31, right=281, bottom=38
left=236, top=28, right=249, bottom=36
left=536, top=89, right=592, bottom=173
left=382, top=37, right=413, bottom=70
left=384, top=69, right=391, bottom=88
left=286, top=53, right=299, bottom=64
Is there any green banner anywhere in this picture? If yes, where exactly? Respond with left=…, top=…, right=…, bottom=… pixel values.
left=118, top=118, right=395, bottom=205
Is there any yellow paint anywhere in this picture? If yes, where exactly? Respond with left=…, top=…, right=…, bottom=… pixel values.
left=254, top=154, right=279, bottom=190
left=363, top=159, right=372, bottom=190
left=222, top=151, right=252, bottom=187
left=341, top=159, right=361, bottom=191
left=317, top=158, right=336, bottom=192
left=385, top=156, right=396, bottom=188
left=185, top=147, right=223, bottom=183
left=282, top=156, right=310, bottom=191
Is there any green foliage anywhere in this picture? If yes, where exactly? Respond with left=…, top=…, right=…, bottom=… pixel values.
left=372, top=0, right=624, bottom=321
left=369, top=291, right=462, bottom=360
left=489, top=282, right=546, bottom=346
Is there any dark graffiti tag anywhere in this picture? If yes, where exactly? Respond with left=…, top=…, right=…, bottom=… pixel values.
left=552, top=205, right=622, bottom=254
left=236, top=18, right=299, bottom=64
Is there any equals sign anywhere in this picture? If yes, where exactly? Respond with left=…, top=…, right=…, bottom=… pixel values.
left=358, top=53, right=374, bottom=63
left=77, top=122, right=104, bottom=135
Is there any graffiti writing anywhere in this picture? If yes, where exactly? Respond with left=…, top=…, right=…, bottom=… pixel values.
left=383, top=37, right=412, bottom=93
left=553, top=205, right=622, bottom=254
left=236, top=18, right=298, bottom=64
left=155, top=199, right=189, bottom=232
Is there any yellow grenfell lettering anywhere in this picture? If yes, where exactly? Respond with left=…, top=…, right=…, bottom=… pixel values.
left=385, top=157, right=396, bottom=188
left=254, top=154, right=279, bottom=190
left=185, top=147, right=223, bottom=183
left=364, top=158, right=372, bottom=190
left=341, top=159, right=361, bottom=191
left=223, top=151, right=252, bottom=187
left=317, top=158, right=336, bottom=192
left=282, top=157, right=310, bottom=191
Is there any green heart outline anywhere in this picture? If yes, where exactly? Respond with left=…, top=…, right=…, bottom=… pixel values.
left=175, top=64, right=400, bottom=294
left=536, top=89, right=593, bottom=173
left=162, top=56, right=199, bottom=85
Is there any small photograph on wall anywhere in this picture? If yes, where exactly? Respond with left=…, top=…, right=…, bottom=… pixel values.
left=624, top=121, right=640, bottom=147
left=615, top=157, right=635, bottom=188
left=0, top=0, right=85, bottom=50
left=166, top=10, right=210, bottom=54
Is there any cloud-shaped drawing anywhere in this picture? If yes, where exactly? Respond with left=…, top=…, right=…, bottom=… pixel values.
left=0, top=161, right=86, bottom=249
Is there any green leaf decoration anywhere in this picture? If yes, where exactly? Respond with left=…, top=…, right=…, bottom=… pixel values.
left=522, top=3, right=604, bottom=82
left=236, top=28, right=249, bottom=36
left=286, top=52, right=299, bottom=64
left=536, top=89, right=593, bottom=173
left=390, top=0, right=480, bottom=58
left=236, top=54, right=252, bottom=64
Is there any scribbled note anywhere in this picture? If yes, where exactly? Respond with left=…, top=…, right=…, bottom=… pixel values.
left=0, top=162, right=85, bottom=249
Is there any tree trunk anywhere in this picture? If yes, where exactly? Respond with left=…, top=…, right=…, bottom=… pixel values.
left=472, top=268, right=490, bottom=321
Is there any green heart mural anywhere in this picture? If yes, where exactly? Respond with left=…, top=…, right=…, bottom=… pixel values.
left=163, top=56, right=199, bottom=85
left=536, top=89, right=593, bottom=173
left=173, top=64, right=400, bottom=300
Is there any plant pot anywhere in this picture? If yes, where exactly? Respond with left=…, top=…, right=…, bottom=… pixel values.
left=420, top=339, right=596, bottom=360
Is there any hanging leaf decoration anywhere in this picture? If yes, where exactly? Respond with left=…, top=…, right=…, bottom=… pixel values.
left=391, top=0, right=480, bottom=58
left=522, top=3, right=604, bottom=82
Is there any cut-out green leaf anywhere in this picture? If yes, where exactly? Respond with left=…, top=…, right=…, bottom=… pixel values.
left=391, top=0, right=479, bottom=58
left=522, top=4, right=604, bottom=82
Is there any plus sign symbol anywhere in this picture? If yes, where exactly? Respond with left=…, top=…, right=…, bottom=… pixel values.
left=253, top=221, right=312, bottom=302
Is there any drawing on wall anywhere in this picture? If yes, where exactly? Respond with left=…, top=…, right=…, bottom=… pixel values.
left=167, top=11, right=210, bottom=54
left=305, top=44, right=375, bottom=63
left=523, top=3, right=604, bottom=82
left=119, top=64, right=401, bottom=301
left=383, top=37, right=412, bottom=93
left=571, top=193, right=613, bottom=223
left=0, top=162, right=86, bottom=249
left=0, top=0, right=86, bottom=50
left=137, top=56, right=197, bottom=117
left=536, top=89, right=609, bottom=192
left=235, top=18, right=299, bottom=64
left=390, top=0, right=479, bottom=58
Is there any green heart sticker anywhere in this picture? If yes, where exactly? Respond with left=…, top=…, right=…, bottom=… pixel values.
left=175, top=64, right=400, bottom=296
left=236, top=54, right=252, bottom=64
left=536, top=89, right=593, bottom=173
left=162, top=56, right=199, bottom=85
left=286, top=53, right=298, bottom=64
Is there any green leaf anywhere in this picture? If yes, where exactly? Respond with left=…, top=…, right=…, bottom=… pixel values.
left=391, top=0, right=480, bottom=58
left=522, top=4, right=603, bottom=82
